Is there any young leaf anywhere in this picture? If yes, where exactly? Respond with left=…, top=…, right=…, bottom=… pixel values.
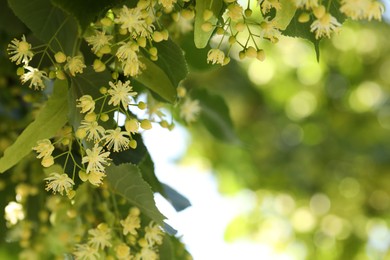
left=0, top=80, right=68, bottom=173
left=136, top=57, right=177, bottom=103
left=105, top=163, right=166, bottom=226
left=8, top=0, right=78, bottom=55
left=194, top=0, right=223, bottom=48
left=192, top=88, right=240, bottom=144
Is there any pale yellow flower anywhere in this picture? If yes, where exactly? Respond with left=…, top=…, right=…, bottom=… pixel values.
left=88, top=224, right=112, bottom=250
left=366, top=1, right=385, bottom=21
left=104, top=127, right=130, bottom=152
left=135, top=247, right=158, bottom=260
left=85, top=30, right=113, bottom=54
left=44, top=172, right=74, bottom=196
left=65, top=56, right=86, bottom=76
left=340, top=0, right=370, bottom=20
left=82, top=144, right=111, bottom=173
left=7, top=35, right=33, bottom=65
left=20, top=66, right=48, bottom=90
left=310, top=13, right=341, bottom=39
left=120, top=211, right=141, bottom=236
left=88, top=171, right=106, bottom=186
left=144, top=222, right=164, bottom=246
left=108, top=80, right=137, bottom=108
left=32, top=139, right=54, bottom=159
left=226, top=3, right=243, bottom=21
left=260, top=18, right=282, bottom=43
left=180, top=98, right=201, bottom=123
left=115, top=243, right=132, bottom=260
left=116, top=41, right=145, bottom=77
left=115, top=5, right=154, bottom=38
left=159, top=0, right=177, bottom=10
left=207, top=49, right=225, bottom=65
left=78, top=120, right=105, bottom=142
left=77, top=95, right=95, bottom=114
left=73, top=243, right=100, bottom=260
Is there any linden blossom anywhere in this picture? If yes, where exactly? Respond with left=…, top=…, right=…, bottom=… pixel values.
left=85, top=30, right=113, bottom=54
left=82, top=144, right=111, bottom=174
left=180, top=98, right=201, bottom=124
left=107, top=80, right=137, bottom=108
left=7, top=35, right=34, bottom=65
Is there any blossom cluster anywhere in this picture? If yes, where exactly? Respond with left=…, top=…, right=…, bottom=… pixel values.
left=73, top=208, right=165, bottom=260
left=200, top=0, right=385, bottom=65
left=7, top=2, right=200, bottom=199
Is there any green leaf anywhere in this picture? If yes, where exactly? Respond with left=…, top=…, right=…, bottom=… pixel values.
left=274, top=0, right=297, bottom=30
left=106, top=163, right=166, bottom=226
left=282, top=9, right=321, bottom=60
left=282, top=0, right=347, bottom=60
left=136, top=57, right=177, bottom=103
left=8, top=0, right=79, bottom=55
left=0, top=80, right=68, bottom=173
left=194, top=0, right=224, bottom=48
left=192, top=88, right=239, bottom=144
left=154, top=39, right=188, bottom=88
left=51, top=0, right=121, bottom=32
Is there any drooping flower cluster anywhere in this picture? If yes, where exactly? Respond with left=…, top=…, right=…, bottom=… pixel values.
left=72, top=208, right=165, bottom=260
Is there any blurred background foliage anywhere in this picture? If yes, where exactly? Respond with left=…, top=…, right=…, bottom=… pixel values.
left=181, top=17, right=390, bottom=259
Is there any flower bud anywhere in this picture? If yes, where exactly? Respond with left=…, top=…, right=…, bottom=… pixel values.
left=56, top=70, right=66, bottom=80
left=298, top=12, right=310, bottom=23
left=100, top=113, right=109, bottom=122
left=125, top=119, right=139, bottom=133
left=201, top=22, right=214, bottom=32
left=153, top=31, right=164, bottom=42
left=79, top=170, right=88, bottom=182
left=149, top=47, right=158, bottom=56
left=245, top=46, right=257, bottom=58
left=55, top=52, right=67, bottom=63
left=203, top=9, right=213, bottom=21
left=93, top=59, right=106, bottom=72
left=245, top=8, right=252, bottom=17
left=140, top=119, right=152, bottom=130
left=138, top=101, right=147, bottom=110
left=256, top=49, right=266, bottom=61
left=100, top=17, right=113, bottom=27
left=235, top=22, right=246, bottom=32
left=181, top=9, right=195, bottom=20
left=41, top=156, right=54, bottom=167
left=313, top=5, right=326, bottom=19
left=75, top=128, right=87, bottom=139
left=129, top=139, right=137, bottom=149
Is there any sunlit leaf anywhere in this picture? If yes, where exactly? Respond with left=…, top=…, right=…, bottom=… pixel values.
left=106, top=163, right=166, bottom=226
left=274, top=0, right=297, bottom=30
left=0, top=80, right=68, bottom=173
left=136, top=57, right=177, bottom=103
left=194, top=0, right=224, bottom=48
